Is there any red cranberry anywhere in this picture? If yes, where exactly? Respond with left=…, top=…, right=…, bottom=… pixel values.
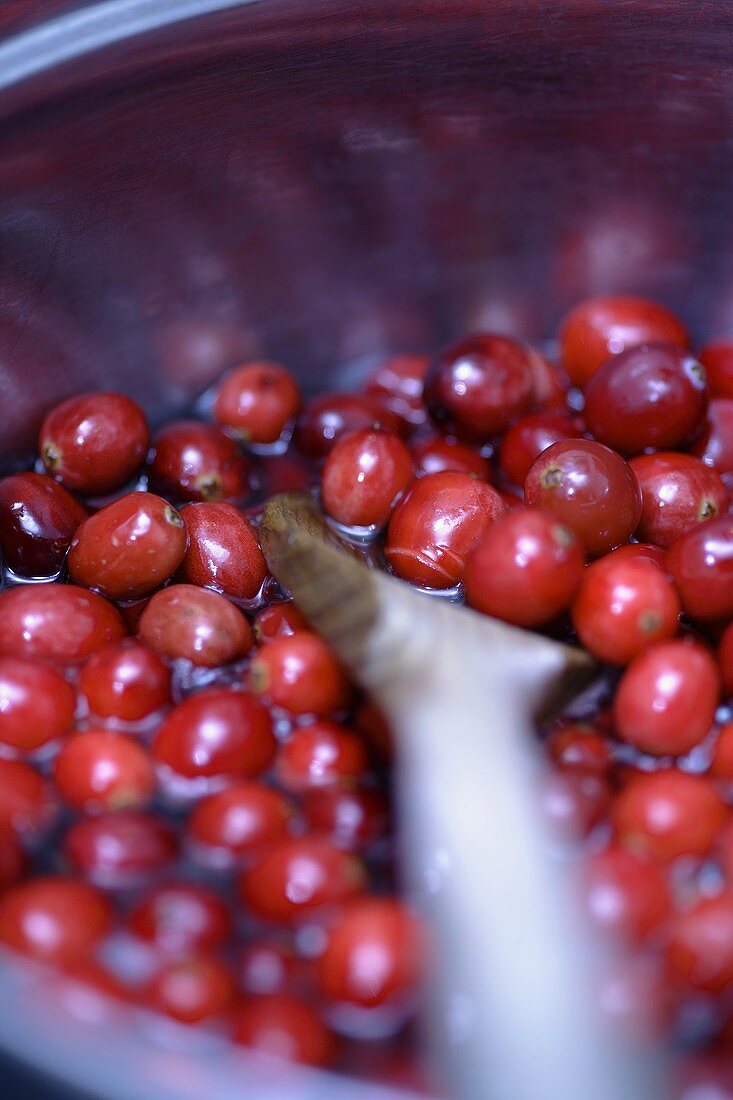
left=354, top=700, right=394, bottom=765
left=276, top=721, right=368, bottom=792
left=712, top=723, right=733, bottom=780
left=527, top=350, right=571, bottom=412
left=524, top=439, right=642, bottom=557
left=65, top=810, right=178, bottom=885
left=154, top=689, right=275, bottom=780
left=249, top=632, right=350, bottom=716
left=318, top=898, right=427, bottom=1008
left=0, top=758, right=53, bottom=836
left=464, top=508, right=585, bottom=627
left=79, top=641, right=171, bottom=721
left=0, top=876, right=110, bottom=962
left=546, top=724, right=611, bottom=775
left=148, top=420, right=250, bottom=503
left=498, top=412, right=582, bottom=487
left=692, top=398, right=733, bottom=475
left=607, top=543, right=668, bottom=568
left=666, top=895, right=733, bottom=994
left=302, top=785, right=389, bottom=850
left=424, top=334, right=535, bottom=439
left=138, top=584, right=253, bottom=666
left=0, top=656, right=75, bottom=752
left=612, top=771, right=726, bottom=861
left=0, top=584, right=125, bottom=662
left=0, top=827, right=24, bottom=887
left=699, top=340, right=733, bottom=399
left=68, top=492, right=187, bottom=600
left=253, top=601, right=308, bottom=645
left=232, top=994, right=336, bottom=1066
left=362, top=354, right=429, bottom=427
left=129, top=881, right=232, bottom=954
left=54, top=730, right=155, bottom=812
left=147, top=954, right=235, bottom=1024
left=295, top=393, right=403, bottom=459
left=558, top=296, right=689, bottom=387
left=385, top=471, right=507, bottom=588
left=721, top=623, right=733, bottom=697
left=237, top=942, right=297, bottom=996
left=571, top=553, right=680, bottom=665
left=540, top=771, right=611, bottom=840
left=581, top=846, right=671, bottom=945
left=188, top=782, right=292, bottom=855
left=630, top=452, right=728, bottom=549
left=0, top=472, right=86, bottom=578
left=321, top=429, right=413, bottom=529
left=666, top=516, right=733, bottom=622
left=178, top=502, right=268, bottom=601
left=39, top=392, right=149, bottom=495
left=213, top=361, right=301, bottom=444
left=410, top=435, right=490, bottom=480
left=238, top=836, right=365, bottom=923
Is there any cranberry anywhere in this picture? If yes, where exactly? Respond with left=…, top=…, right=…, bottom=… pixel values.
left=148, top=420, right=250, bottom=503
left=238, top=836, right=365, bottom=923
left=147, top=954, right=235, bottom=1024
left=0, top=876, right=110, bottom=962
left=362, top=354, right=429, bottom=427
left=129, top=882, right=231, bottom=954
left=318, top=898, right=426, bottom=1008
left=253, top=601, right=308, bottom=644
left=385, top=471, right=507, bottom=588
left=0, top=472, right=86, bottom=578
left=178, top=502, right=268, bottom=601
left=583, top=344, right=707, bottom=454
left=524, top=439, right=642, bottom=557
left=276, top=721, right=368, bottom=792
left=237, top=942, right=297, bottom=996
left=410, top=435, right=490, bottom=480
left=232, top=994, right=336, bottom=1066
left=666, top=516, right=733, bottom=622
left=188, top=782, right=292, bottom=855
left=153, top=689, right=275, bottom=780
left=39, top=392, right=149, bottom=495
left=68, top=492, right=187, bottom=600
left=0, top=656, right=75, bottom=752
left=712, top=723, right=733, bottom=780
left=54, top=730, right=155, bottom=812
left=0, top=758, right=53, bottom=836
left=581, top=846, right=670, bottom=944
left=546, top=724, right=611, bottom=775
left=666, top=895, right=733, bottom=994
left=630, top=452, right=728, bottom=549
left=612, top=770, right=726, bottom=861
left=213, top=361, right=301, bottom=444
left=0, top=827, right=24, bottom=887
left=540, top=771, right=611, bottom=840
left=464, top=508, right=585, bottom=627
left=498, top=412, right=582, bottom=487
left=424, top=334, right=535, bottom=439
left=249, top=632, right=350, bottom=716
left=527, top=350, right=571, bottom=412
left=571, top=553, right=680, bottom=665
left=0, top=584, right=125, bottom=662
left=138, top=584, right=253, bottom=666
left=558, top=296, right=689, bottom=387
left=65, top=810, right=178, bottom=886
left=78, top=641, right=171, bottom=721
left=302, top=785, right=389, bottom=850
left=692, top=398, right=733, bottom=475
left=699, top=340, right=733, bottom=399
left=721, top=623, right=733, bottom=697
left=321, top=429, right=413, bottom=529
left=295, top=393, right=403, bottom=458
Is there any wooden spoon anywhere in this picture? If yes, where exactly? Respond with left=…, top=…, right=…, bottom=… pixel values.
left=260, top=492, right=663, bottom=1100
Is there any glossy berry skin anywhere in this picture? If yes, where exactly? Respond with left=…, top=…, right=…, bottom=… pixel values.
left=499, top=413, right=582, bottom=489
left=68, top=492, right=187, bottom=600
left=666, top=895, right=733, bottom=994
left=53, top=730, right=155, bottom=812
left=524, top=439, right=642, bottom=557
left=410, top=435, right=490, bottom=480
left=612, top=771, right=726, bottom=862
left=294, top=393, right=403, bottom=458
left=385, top=471, right=507, bottom=588
left=276, top=721, right=368, bottom=792
left=238, top=836, right=365, bottom=924
left=188, top=782, right=291, bottom=856
left=153, top=689, right=275, bottom=780
left=213, top=361, right=301, bottom=444
left=78, top=641, right=171, bottom=721
left=424, top=334, right=535, bottom=439
left=178, top=502, right=268, bottom=600
left=138, top=584, right=252, bottom=667
left=0, top=472, right=86, bottom=578
left=0, top=758, right=53, bottom=836
left=666, top=516, right=733, bottom=622
left=546, top=724, right=611, bottom=775
left=129, top=882, right=231, bottom=954
left=65, top=810, right=178, bottom=886
left=321, top=429, right=413, bottom=529
left=630, top=452, right=728, bottom=549
left=232, top=994, right=336, bottom=1066
left=318, top=899, right=426, bottom=1008
left=148, top=420, right=250, bottom=503
left=692, top=398, right=733, bottom=475
left=0, top=876, right=110, bottom=963
left=571, top=554, right=680, bottom=665
left=303, top=785, right=389, bottom=850
left=721, top=623, right=733, bottom=697
left=249, top=632, right=350, bottom=716
left=39, top=392, right=149, bottom=495
left=699, top=340, right=733, bottom=399
left=581, top=846, right=671, bottom=944
left=464, top=508, right=585, bottom=627
left=712, top=723, right=733, bottom=780
left=147, top=955, right=235, bottom=1024
left=253, top=601, right=308, bottom=644
left=0, top=656, right=76, bottom=752
left=614, top=641, right=719, bottom=755
left=0, top=584, right=125, bottom=662
left=558, top=296, right=689, bottom=387
left=363, top=354, right=429, bottom=427
left=605, top=542, right=667, bottom=569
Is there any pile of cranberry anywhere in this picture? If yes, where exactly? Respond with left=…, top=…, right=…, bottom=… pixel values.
left=0, top=293, right=731, bottom=1094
